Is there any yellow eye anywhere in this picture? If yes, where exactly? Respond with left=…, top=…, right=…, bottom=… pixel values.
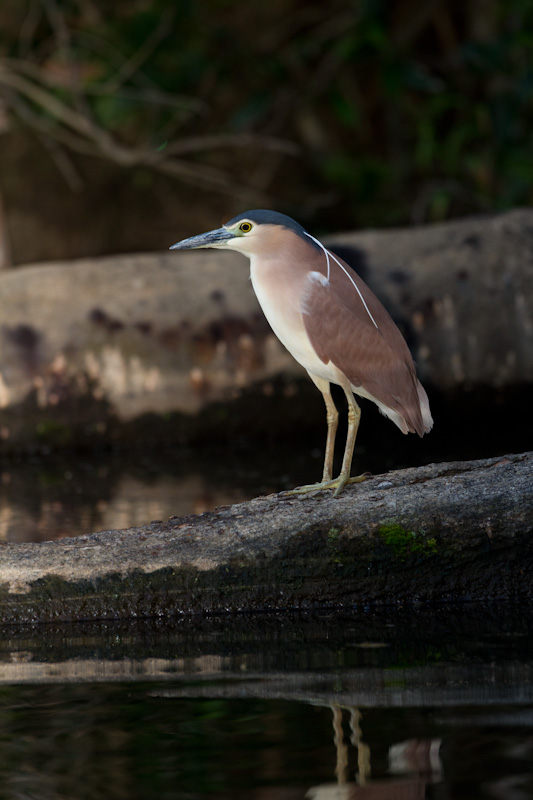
left=239, top=221, right=252, bottom=233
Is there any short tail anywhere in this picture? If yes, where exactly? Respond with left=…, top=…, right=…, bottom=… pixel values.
left=417, top=380, right=433, bottom=435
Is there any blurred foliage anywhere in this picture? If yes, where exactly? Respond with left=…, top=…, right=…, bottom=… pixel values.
left=0, top=0, right=532, bottom=232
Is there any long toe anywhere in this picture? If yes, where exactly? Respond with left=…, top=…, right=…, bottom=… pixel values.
left=281, top=479, right=337, bottom=496
left=282, top=473, right=368, bottom=497
left=333, top=472, right=368, bottom=497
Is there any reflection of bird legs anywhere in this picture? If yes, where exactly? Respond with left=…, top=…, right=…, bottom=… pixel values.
left=349, top=708, right=371, bottom=786
left=331, top=705, right=349, bottom=785
left=330, top=706, right=371, bottom=787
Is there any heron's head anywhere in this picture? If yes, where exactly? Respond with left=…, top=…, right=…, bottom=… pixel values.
left=170, top=209, right=314, bottom=259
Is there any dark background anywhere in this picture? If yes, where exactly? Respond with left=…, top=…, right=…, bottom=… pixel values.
left=0, top=0, right=532, bottom=265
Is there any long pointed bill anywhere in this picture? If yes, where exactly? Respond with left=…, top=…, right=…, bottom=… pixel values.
left=169, top=227, right=233, bottom=250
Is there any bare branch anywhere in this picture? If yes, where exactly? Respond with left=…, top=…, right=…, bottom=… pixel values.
left=0, top=64, right=273, bottom=200
left=4, top=57, right=206, bottom=112
left=0, top=44, right=293, bottom=203
left=0, top=64, right=116, bottom=145
left=161, top=132, right=299, bottom=157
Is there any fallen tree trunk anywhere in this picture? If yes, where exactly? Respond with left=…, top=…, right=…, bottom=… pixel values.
left=1, top=208, right=532, bottom=450
left=0, top=451, right=531, bottom=623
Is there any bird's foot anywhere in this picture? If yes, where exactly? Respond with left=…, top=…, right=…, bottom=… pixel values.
left=281, top=472, right=369, bottom=498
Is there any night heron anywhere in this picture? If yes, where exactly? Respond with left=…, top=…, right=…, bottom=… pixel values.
left=170, top=210, right=433, bottom=496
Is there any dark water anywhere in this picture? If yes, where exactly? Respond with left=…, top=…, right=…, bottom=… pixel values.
left=1, top=383, right=531, bottom=542
left=0, top=434, right=428, bottom=542
left=0, top=420, right=524, bottom=544
left=0, top=442, right=312, bottom=542
left=1, top=607, right=533, bottom=799
left=5, top=687, right=532, bottom=799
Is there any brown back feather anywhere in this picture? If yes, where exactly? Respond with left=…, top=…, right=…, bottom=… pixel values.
left=302, top=250, right=426, bottom=435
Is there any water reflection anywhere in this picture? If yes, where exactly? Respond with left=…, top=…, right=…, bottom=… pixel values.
left=0, top=471, right=251, bottom=542
left=0, top=682, right=531, bottom=799
left=0, top=440, right=471, bottom=542
left=0, top=608, right=531, bottom=798
left=0, top=444, right=304, bottom=542
left=2, top=392, right=529, bottom=543
left=307, top=706, right=442, bottom=799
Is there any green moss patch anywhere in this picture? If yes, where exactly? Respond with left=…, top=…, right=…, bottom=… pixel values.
left=378, top=522, right=437, bottom=561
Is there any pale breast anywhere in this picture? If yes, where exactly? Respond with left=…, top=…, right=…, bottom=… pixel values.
left=249, top=256, right=333, bottom=380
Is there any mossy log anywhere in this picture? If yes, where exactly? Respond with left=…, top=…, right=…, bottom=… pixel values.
left=0, top=452, right=531, bottom=623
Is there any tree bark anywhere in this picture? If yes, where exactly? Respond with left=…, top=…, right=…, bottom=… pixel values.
left=327, top=208, right=533, bottom=389
left=0, top=208, right=532, bottom=449
left=0, top=451, right=530, bottom=623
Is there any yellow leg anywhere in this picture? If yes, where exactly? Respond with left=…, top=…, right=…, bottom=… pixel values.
left=283, top=378, right=367, bottom=497
left=321, top=384, right=338, bottom=482
left=333, top=387, right=361, bottom=496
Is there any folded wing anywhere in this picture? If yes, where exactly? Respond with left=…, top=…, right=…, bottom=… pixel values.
left=301, top=251, right=432, bottom=436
